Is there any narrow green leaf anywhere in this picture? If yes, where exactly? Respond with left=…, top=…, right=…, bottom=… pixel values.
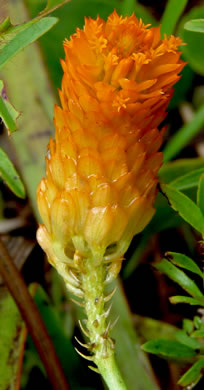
left=121, top=0, right=157, bottom=24
left=178, top=358, right=204, bottom=386
left=184, top=19, right=204, bottom=33
left=145, top=192, right=183, bottom=234
left=166, top=251, right=203, bottom=278
left=134, top=5, right=157, bottom=25
left=159, top=158, right=204, bottom=184
left=170, top=296, right=203, bottom=306
left=160, top=0, right=188, bottom=37
left=109, top=279, right=159, bottom=390
left=39, top=0, right=71, bottom=17
left=156, top=259, right=204, bottom=300
left=169, top=65, right=195, bottom=110
left=0, top=16, right=58, bottom=69
left=44, top=0, right=69, bottom=10
left=191, top=328, right=204, bottom=338
left=169, top=168, right=204, bottom=191
left=161, top=183, right=204, bottom=234
left=0, top=292, right=26, bottom=390
left=0, top=17, right=12, bottom=33
left=25, top=0, right=123, bottom=89
left=0, top=96, right=17, bottom=132
left=0, top=147, right=26, bottom=198
left=0, top=18, right=24, bottom=50
left=142, top=339, right=196, bottom=359
left=183, top=319, right=194, bottom=334
left=194, top=316, right=203, bottom=329
left=33, top=285, right=82, bottom=388
left=175, top=330, right=201, bottom=350
left=178, top=6, right=204, bottom=76
left=163, top=104, right=204, bottom=162
left=121, top=0, right=135, bottom=15
left=197, top=173, right=204, bottom=216
left=0, top=0, right=67, bottom=53
left=0, top=80, right=20, bottom=133
left=134, top=315, right=178, bottom=342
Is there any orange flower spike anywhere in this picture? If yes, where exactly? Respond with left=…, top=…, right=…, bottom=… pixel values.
left=37, top=11, right=185, bottom=389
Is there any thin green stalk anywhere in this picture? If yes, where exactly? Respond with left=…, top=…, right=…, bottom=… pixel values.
left=80, top=256, right=127, bottom=390
left=97, top=354, right=127, bottom=390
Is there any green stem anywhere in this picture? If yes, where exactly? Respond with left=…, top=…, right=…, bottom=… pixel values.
left=97, top=353, right=127, bottom=390
left=81, top=256, right=127, bottom=390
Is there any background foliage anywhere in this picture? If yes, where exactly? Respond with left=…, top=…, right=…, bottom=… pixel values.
left=0, top=0, right=204, bottom=389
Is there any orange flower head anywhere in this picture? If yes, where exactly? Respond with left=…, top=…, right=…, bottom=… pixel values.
left=37, top=11, right=185, bottom=277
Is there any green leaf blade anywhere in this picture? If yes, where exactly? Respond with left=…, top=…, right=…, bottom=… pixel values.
left=184, top=19, right=204, bottom=33
left=161, top=183, right=204, bottom=234
left=159, top=158, right=204, bottom=184
left=170, top=296, right=203, bottom=306
left=121, top=0, right=135, bottom=15
left=166, top=252, right=203, bottom=278
left=156, top=259, right=204, bottom=300
left=197, top=173, right=204, bottom=216
left=0, top=80, right=20, bottom=133
left=178, top=6, right=204, bottom=76
left=169, top=167, right=204, bottom=191
left=39, top=0, right=71, bottom=17
left=163, top=104, right=204, bottom=162
left=0, top=292, right=26, bottom=390
left=160, top=0, right=188, bottom=37
left=0, top=147, right=26, bottom=198
left=0, top=17, right=12, bottom=33
left=178, top=358, right=204, bottom=387
left=0, top=16, right=58, bottom=70
left=175, top=330, right=201, bottom=350
left=191, top=328, right=204, bottom=338
left=121, top=0, right=157, bottom=25
left=142, top=339, right=196, bottom=359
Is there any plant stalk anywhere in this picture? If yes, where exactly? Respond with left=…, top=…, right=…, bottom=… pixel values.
left=97, top=353, right=128, bottom=390
left=81, top=256, right=127, bottom=390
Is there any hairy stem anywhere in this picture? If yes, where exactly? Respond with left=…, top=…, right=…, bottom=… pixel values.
left=81, top=256, right=127, bottom=390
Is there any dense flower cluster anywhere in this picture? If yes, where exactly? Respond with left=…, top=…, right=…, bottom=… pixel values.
left=37, top=11, right=184, bottom=275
